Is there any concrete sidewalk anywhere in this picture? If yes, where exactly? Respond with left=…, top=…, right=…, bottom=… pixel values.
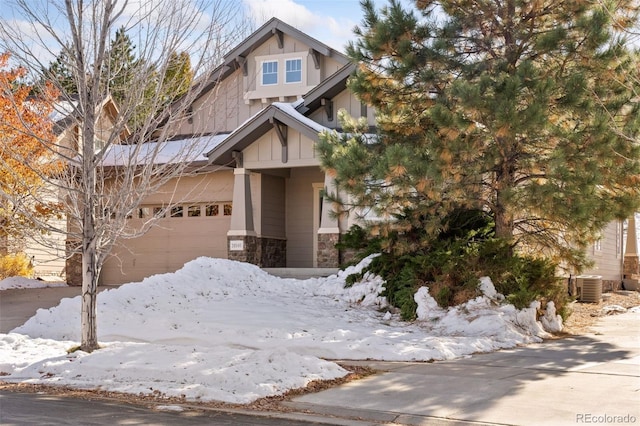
left=287, top=311, right=640, bottom=426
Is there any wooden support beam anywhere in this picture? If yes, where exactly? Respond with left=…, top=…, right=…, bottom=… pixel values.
left=272, top=29, right=284, bottom=49
left=235, top=55, right=248, bottom=76
left=270, top=117, right=288, bottom=163
left=321, top=98, right=333, bottom=122
left=309, top=48, right=321, bottom=69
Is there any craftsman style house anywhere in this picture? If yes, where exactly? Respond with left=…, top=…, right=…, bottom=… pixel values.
left=99, top=18, right=372, bottom=284
left=92, top=18, right=626, bottom=287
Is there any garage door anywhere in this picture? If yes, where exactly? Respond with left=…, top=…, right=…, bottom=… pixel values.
left=101, top=203, right=231, bottom=285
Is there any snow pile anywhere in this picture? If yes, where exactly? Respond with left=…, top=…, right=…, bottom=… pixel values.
left=0, top=277, right=67, bottom=290
left=0, top=256, right=562, bottom=404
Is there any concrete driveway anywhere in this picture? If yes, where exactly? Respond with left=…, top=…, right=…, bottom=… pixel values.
left=0, top=285, right=119, bottom=333
left=288, top=311, right=640, bottom=425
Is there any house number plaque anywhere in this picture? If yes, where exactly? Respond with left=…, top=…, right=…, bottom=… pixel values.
left=229, top=240, right=244, bottom=251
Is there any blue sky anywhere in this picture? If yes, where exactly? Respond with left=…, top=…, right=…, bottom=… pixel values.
left=0, top=0, right=390, bottom=67
left=243, top=0, right=388, bottom=52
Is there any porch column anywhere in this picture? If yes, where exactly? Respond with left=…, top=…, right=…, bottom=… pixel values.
left=317, top=173, right=340, bottom=267
left=624, top=214, right=639, bottom=279
left=227, top=168, right=258, bottom=264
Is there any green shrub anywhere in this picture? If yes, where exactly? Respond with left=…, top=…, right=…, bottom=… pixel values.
left=0, top=252, right=34, bottom=280
left=341, top=208, right=568, bottom=320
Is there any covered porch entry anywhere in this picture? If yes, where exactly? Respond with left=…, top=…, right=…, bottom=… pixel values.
left=225, top=165, right=341, bottom=268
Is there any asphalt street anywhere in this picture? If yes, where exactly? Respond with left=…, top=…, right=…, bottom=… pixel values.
left=0, top=391, right=365, bottom=426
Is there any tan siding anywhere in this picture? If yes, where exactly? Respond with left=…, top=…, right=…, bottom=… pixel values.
left=582, top=221, right=623, bottom=281
left=175, top=70, right=245, bottom=135
left=261, top=174, right=286, bottom=238
left=23, top=215, right=67, bottom=280
left=286, top=167, right=324, bottom=267
left=309, top=89, right=376, bottom=129
left=243, top=129, right=319, bottom=169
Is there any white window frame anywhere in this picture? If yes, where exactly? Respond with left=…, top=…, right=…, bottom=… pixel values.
left=285, top=58, right=302, bottom=84
left=261, top=60, right=278, bottom=86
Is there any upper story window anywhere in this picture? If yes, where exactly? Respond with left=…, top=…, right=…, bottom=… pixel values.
left=262, top=60, right=278, bottom=85
left=285, top=58, right=302, bottom=83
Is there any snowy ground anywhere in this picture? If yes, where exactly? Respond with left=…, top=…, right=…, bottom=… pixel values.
left=0, top=256, right=564, bottom=404
left=0, top=276, right=66, bottom=290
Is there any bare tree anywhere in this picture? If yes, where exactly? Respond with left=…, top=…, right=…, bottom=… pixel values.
left=0, top=0, right=246, bottom=352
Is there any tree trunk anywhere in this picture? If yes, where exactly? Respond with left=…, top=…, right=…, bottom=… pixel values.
left=494, top=152, right=516, bottom=242
left=494, top=195, right=514, bottom=240
left=80, top=244, right=99, bottom=352
left=80, top=86, right=99, bottom=352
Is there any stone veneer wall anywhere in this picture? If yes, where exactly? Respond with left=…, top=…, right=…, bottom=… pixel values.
left=260, top=237, right=286, bottom=267
left=317, top=233, right=340, bottom=268
left=227, top=236, right=260, bottom=264
left=623, top=256, right=639, bottom=278
left=228, top=236, right=286, bottom=267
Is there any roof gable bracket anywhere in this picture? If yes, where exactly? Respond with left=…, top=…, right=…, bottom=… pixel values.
left=309, top=48, right=321, bottom=69
left=235, top=55, right=248, bottom=76
left=321, top=98, right=333, bottom=121
left=272, top=28, right=284, bottom=49
left=270, top=117, right=288, bottom=163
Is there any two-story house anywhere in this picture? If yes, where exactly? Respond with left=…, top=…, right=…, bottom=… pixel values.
left=97, top=17, right=628, bottom=290
left=99, top=18, right=372, bottom=284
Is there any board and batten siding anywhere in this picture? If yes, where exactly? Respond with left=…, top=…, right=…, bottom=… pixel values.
left=243, top=128, right=318, bottom=169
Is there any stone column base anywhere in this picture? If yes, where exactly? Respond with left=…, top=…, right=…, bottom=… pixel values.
left=623, top=256, right=640, bottom=278
left=227, top=235, right=259, bottom=265
left=259, top=237, right=286, bottom=267
left=227, top=236, right=287, bottom=267
left=317, top=233, right=340, bottom=268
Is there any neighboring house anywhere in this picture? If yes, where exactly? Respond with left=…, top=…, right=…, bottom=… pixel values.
left=579, top=220, right=625, bottom=290
left=98, top=17, right=630, bottom=289
left=23, top=96, right=128, bottom=280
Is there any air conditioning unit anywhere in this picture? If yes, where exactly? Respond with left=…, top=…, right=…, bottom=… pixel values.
left=576, top=275, right=603, bottom=303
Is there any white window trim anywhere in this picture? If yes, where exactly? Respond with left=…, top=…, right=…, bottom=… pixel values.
left=284, top=57, right=303, bottom=84
left=261, top=60, right=278, bottom=86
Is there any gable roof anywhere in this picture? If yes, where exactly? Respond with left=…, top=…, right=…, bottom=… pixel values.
left=205, top=101, right=328, bottom=166
left=295, top=63, right=356, bottom=115
left=192, top=18, right=350, bottom=103
left=224, top=18, right=348, bottom=66
left=205, top=57, right=358, bottom=167
left=51, top=95, right=130, bottom=140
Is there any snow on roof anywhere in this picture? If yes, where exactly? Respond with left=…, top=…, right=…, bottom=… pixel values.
left=100, top=133, right=229, bottom=167
left=272, top=101, right=328, bottom=133
left=49, top=100, right=77, bottom=123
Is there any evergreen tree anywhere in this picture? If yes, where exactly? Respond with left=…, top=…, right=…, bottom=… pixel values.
left=101, top=27, right=155, bottom=130
left=103, top=27, right=139, bottom=106
left=44, top=48, right=77, bottom=94
left=319, top=0, right=640, bottom=269
left=161, top=51, right=193, bottom=105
